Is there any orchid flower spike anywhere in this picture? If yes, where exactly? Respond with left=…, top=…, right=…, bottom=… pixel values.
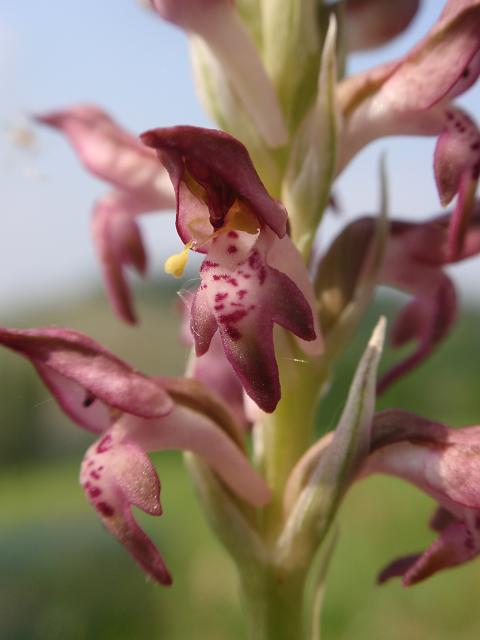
left=0, top=327, right=269, bottom=584
left=36, top=105, right=175, bottom=323
left=141, top=125, right=322, bottom=412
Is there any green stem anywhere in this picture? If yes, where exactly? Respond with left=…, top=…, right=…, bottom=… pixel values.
left=240, top=565, right=309, bottom=640
left=261, top=350, right=328, bottom=540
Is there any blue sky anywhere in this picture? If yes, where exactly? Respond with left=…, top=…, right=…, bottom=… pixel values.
left=0, top=0, right=479, bottom=313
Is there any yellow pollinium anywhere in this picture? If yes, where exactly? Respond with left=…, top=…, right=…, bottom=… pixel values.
left=164, top=202, right=259, bottom=279
left=164, top=241, right=194, bottom=278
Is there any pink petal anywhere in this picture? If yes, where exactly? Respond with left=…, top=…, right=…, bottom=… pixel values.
left=378, top=272, right=457, bottom=393
left=189, top=333, right=249, bottom=428
left=140, top=125, right=288, bottom=240
left=377, top=218, right=458, bottom=393
left=190, top=229, right=317, bottom=412
left=0, top=327, right=173, bottom=431
left=345, top=0, right=420, bottom=51
left=367, top=411, right=480, bottom=585
left=114, top=410, right=270, bottom=507
left=337, top=0, right=480, bottom=171
left=80, top=433, right=171, bottom=585
left=179, top=291, right=249, bottom=427
left=434, top=109, right=480, bottom=258
left=321, top=208, right=480, bottom=392
left=267, top=233, right=323, bottom=356
left=378, top=520, right=480, bottom=586
left=379, top=1, right=480, bottom=111
left=368, top=412, right=480, bottom=511
left=36, top=105, right=175, bottom=323
left=36, top=104, right=175, bottom=200
left=92, top=190, right=163, bottom=324
left=377, top=554, right=422, bottom=584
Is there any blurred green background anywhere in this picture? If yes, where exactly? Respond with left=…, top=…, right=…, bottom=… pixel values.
left=2, top=283, right=480, bottom=640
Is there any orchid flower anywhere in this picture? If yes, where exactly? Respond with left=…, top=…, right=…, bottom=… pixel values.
left=286, top=407, right=480, bottom=587
left=316, top=206, right=480, bottom=393
left=337, top=0, right=480, bottom=256
left=0, top=327, right=269, bottom=584
left=365, top=410, right=480, bottom=586
left=36, top=105, right=176, bottom=323
left=141, top=125, right=322, bottom=412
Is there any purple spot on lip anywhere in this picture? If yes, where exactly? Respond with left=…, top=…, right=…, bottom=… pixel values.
left=82, top=391, right=96, bottom=408
left=219, top=309, right=248, bottom=325
left=215, top=292, right=228, bottom=302
left=96, top=502, right=115, bottom=518
left=214, top=304, right=225, bottom=311
left=227, top=245, right=238, bottom=254
left=89, top=486, right=102, bottom=499
left=96, top=434, right=113, bottom=454
left=227, top=230, right=239, bottom=239
left=225, top=325, right=242, bottom=341
left=90, top=470, right=101, bottom=480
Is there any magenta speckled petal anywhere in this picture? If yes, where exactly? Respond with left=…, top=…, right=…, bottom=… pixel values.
left=0, top=327, right=173, bottom=431
left=190, top=229, right=317, bottom=412
left=114, top=410, right=270, bottom=507
left=140, top=126, right=287, bottom=240
left=80, top=401, right=270, bottom=584
left=337, top=1, right=480, bottom=174
left=376, top=0, right=480, bottom=112
left=434, top=109, right=480, bottom=258
left=81, top=432, right=171, bottom=585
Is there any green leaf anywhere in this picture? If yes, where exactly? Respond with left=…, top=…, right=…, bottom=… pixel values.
left=274, top=317, right=386, bottom=570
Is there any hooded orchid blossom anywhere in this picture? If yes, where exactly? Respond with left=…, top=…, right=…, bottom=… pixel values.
left=365, top=410, right=480, bottom=586
left=0, top=327, right=269, bottom=584
left=141, top=125, right=322, bottom=412
left=316, top=206, right=480, bottom=393
left=337, top=0, right=480, bottom=257
left=36, top=105, right=176, bottom=324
